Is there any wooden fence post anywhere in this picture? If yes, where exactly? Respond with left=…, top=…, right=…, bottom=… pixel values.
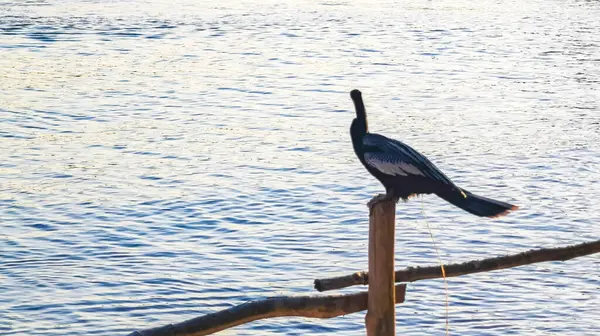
left=365, top=200, right=396, bottom=335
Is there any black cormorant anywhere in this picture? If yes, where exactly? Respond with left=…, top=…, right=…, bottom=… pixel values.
left=350, top=89, right=518, bottom=218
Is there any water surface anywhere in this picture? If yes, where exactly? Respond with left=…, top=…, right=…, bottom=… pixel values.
left=1, top=0, right=599, bottom=335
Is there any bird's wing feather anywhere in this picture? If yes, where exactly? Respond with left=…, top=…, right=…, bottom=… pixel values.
left=363, top=133, right=455, bottom=186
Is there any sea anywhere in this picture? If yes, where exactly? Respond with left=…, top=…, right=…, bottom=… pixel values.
left=1, top=0, right=599, bottom=335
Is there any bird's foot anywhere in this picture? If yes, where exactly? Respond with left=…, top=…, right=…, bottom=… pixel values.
left=367, top=193, right=399, bottom=209
left=367, top=194, right=387, bottom=208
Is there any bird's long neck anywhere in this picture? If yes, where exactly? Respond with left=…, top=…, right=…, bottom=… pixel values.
left=350, top=90, right=369, bottom=163
left=352, top=95, right=368, bottom=134
left=350, top=92, right=369, bottom=156
left=350, top=118, right=368, bottom=161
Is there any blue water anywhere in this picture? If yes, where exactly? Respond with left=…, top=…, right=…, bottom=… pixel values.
left=1, top=0, right=599, bottom=335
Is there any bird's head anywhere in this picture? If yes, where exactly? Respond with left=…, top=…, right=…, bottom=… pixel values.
left=350, top=89, right=368, bottom=133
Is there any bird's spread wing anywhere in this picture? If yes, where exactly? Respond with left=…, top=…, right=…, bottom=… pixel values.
left=362, top=133, right=455, bottom=186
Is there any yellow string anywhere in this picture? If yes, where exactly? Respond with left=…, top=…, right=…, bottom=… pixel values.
left=421, top=196, right=449, bottom=336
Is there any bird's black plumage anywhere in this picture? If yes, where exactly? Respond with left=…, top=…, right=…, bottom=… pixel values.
left=349, top=89, right=518, bottom=218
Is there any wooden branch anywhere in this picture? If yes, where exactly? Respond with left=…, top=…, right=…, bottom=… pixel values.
left=365, top=199, right=396, bottom=336
left=314, top=238, right=600, bottom=292
left=127, top=285, right=407, bottom=336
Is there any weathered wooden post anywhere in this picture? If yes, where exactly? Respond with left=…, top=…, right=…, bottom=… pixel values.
left=365, top=199, right=396, bottom=335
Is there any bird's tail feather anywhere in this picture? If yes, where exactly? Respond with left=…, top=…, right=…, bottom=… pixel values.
left=438, top=189, right=518, bottom=218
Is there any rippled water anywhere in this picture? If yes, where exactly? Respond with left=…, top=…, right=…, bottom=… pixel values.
left=1, top=0, right=599, bottom=335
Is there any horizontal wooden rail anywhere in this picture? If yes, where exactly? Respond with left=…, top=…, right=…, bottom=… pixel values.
left=314, top=238, right=600, bottom=292
left=128, top=285, right=407, bottom=336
